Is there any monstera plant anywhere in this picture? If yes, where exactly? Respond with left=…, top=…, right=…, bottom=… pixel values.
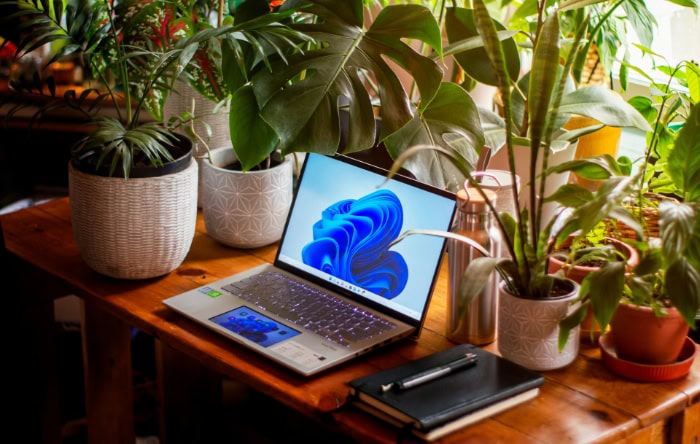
left=222, top=0, right=485, bottom=187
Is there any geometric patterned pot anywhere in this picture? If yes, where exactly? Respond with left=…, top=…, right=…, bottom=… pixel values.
left=498, top=279, right=580, bottom=371
left=202, top=146, right=293, bottom=249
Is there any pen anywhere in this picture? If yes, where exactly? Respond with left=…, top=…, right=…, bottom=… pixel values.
left=380, top=352, right=478, bottom=392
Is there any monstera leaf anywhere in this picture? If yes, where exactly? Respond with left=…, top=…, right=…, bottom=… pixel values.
left=384, top=82, right=484, bottom=190
left=230, top=0, right=447, bottom=170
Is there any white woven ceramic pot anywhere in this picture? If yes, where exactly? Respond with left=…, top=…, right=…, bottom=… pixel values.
left=68, top=156, right=198, bottom=280
left=498, top=279, right=580, bottom=371
left=202, top=146, right=293, bottom=249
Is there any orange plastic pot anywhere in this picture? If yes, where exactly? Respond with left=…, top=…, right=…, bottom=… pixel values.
left=609, top=303, right=690, bottom=365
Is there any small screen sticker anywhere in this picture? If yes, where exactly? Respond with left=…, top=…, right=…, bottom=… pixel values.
left=209, top=306, right=301, bottom=347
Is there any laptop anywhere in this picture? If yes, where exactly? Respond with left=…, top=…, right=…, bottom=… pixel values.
left=163, top=153, right=457, bottom=376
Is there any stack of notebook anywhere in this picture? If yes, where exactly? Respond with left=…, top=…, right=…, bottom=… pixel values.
left=347, top=344, right=544, bottom=441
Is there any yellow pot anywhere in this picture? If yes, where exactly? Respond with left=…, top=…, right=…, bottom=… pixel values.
left=565, top=115, right=622, bottom=191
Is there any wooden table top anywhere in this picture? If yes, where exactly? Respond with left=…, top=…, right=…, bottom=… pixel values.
left=2, top=196, right=699, bottom=443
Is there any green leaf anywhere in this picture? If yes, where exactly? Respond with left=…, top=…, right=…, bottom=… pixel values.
left=546, top=183, right=593, bottom=206
left=457, top=257, right=502, bottom=317
left=548, top=154, right=623, bottom=180
left=250, top=0, right=443, bottom=163
left=558, top=302, right=589, bottom=351
left=558, top=0, right=611, bottom=10
left=659, top=200, right=696, bottom=264
left=384, top=82, right=484, bottom=189
left=665, top=258, right=700, bottom=326
left=667, top=102, right=700, bottom=201
left=390, top=229, right=492, bottom=257
left=562, top=175, right=638, bottom=238
left=628, top=96, right=657, bottom=123
left=559, top=86, right=651, bottom=132
left=444, top=7, right=520, bottom=86
left=229, top=84, right=279, bottom=171
left=528, top=13, right=560, bottom=148
left=686, top=62, right=700, bottom=104
left=587, top=261, right=625, bottom=332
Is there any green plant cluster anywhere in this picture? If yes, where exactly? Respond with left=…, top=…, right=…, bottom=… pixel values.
left=0, top=0, right=311, bottom=177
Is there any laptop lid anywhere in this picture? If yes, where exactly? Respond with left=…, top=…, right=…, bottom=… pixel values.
left=273, top=153, right=457, bottom=332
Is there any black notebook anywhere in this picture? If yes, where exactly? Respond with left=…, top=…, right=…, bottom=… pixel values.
left=347, top=344, right=544, bottom=441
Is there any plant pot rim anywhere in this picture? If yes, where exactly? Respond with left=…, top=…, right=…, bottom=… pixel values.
left=498, top=277, right=579, bottom=302
left=549, top=236, right=639, bottom=274
left=205, top=146, right=293, bottom=174
left=71, top=133, right=193, bottom=178
left=617, top=300, right=679, bottom=316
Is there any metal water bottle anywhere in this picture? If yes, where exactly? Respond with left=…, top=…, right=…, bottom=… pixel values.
left=447, top=187, right=499, bottom=345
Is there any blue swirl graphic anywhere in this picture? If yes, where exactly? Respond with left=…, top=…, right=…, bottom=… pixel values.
left=302, top=189, right=408, bottom=299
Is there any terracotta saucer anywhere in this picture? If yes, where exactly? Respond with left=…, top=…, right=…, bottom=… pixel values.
left=599, top=332, right=697, bottom=382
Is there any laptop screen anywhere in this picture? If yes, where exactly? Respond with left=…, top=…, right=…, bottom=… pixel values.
left=275, top=153, right=456, bottom=324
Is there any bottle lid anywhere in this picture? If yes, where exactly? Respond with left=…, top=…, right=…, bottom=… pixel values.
left=456, top=188, right=497, bottom=213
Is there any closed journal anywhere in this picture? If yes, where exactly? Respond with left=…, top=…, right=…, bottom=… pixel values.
left=347, top=344, right=544, bottom=441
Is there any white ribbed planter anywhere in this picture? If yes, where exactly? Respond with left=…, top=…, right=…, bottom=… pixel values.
left=202, top=146, right=294, bottom=249
left=498, top=279, right=580, bottom=371
left=68, top=157, right=198, bottom=280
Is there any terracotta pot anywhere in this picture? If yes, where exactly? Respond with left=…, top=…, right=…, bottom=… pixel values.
left=548, top=237, right=639, bottom=342
left=497, top=278, right=580, bottom=371
left=609, top=303, right=690, bottom=365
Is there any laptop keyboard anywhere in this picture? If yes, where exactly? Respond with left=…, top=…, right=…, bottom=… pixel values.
left=221, top=270, right=397, bottom=347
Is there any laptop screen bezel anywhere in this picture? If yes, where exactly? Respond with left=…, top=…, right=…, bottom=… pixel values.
left=272, top=153, right=457, bottom=332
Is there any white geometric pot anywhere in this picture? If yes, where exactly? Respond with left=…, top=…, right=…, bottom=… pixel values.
left=498, top=279, right=580, bottom=371
left=202, top=146, right=294, bottom=249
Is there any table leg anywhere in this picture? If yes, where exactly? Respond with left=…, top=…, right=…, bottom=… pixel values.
left=156, top=340, right=223, bottom=444
left=81, top=299, right=135, bottom=444
left=4, top=254, right=63, bottom=443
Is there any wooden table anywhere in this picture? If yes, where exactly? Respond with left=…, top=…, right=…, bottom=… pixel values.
left=2, top=197, right=700, bottom=444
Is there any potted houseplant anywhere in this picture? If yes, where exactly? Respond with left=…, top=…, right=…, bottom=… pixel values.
left=386, top=0, right=649, bottom=371
left=547, top=222, right=640, bottom=342
left=469, top=2, right=650, bottom=222
left=0, top=0, right=263, bottom=278
left=621, top=55, right=700, bottom=204
left=556, top=56, right=699, bottom=354
left=113, top=0, right=314, bottom=249
left=562, top=100, right=700, bottom=369
left=221, top=0, right=485, bottom=189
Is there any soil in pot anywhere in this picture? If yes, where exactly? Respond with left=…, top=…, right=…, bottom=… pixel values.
left=72, top=133, right=193, bottom=178
left=220, top=152, right=286, bottom=172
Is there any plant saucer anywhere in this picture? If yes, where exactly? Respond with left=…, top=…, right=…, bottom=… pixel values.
left=599, top=332, right=697, bottom=382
